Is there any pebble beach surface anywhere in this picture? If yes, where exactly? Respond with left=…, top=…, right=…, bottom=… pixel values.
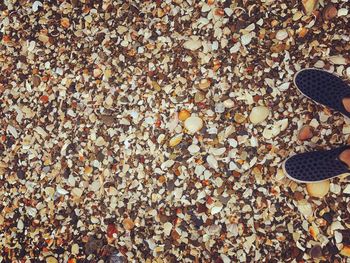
left=0, top=0, right=350, bottom=262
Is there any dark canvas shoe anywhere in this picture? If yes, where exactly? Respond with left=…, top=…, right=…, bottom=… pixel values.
left=294, top=68, right=350, bottom=118
left=283, top=146, right=350, bottom=183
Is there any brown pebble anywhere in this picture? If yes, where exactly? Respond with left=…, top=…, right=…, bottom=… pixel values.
left=309, top=245, right=323, bottom=258
left=122, top=218, right=134, bottom=230
left=298, top=125, right=313, bottom=141
left=293, top=191, right=304, bottom=201
left=323, top=5, right=337, bottom=20
left=32, top=75, right=41, bottom=87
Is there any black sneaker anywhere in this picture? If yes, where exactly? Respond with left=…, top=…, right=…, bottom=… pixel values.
left=282, top=145, right=350, bottom=183
left=294, top=68, right=350, bottom=118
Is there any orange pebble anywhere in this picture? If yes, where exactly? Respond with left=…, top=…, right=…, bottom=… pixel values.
left=123, top=218, right=134, bottom=230
left=61, top=18, right=70, bottom=28
left=39, top=95, right=49, bottom=103
left=178, top=109, right=190, bottom=121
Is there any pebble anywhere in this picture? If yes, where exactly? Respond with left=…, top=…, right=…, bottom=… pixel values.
left=278, top=82, right=290, bottom=91
left=343, top=184, right=350, bottom=194
left=183, top=37, right=202, bottom=51
left=241, top=33, right=253, bottom=46
left=338, top=8, right=348, bottom=17
left=163, top=222, right=172, bottom=236
left=71, top=243, right=80, bottom=255
left=215, top=103, right=225, bottom=113
left=184, top=116, right=203, bottom=134
left=329, top=55, right=346, bottom=65
left=234, top=113, right=246, bottom=123
left=46, top=257, right=58, bottom=263
left=302, top=0, right=318, bottom=14
left=223, top=99, right=234, bottom=108
left=298, top=125, right=313, bottom=141
left=276, top=30, right=288, bottom=41
left=178, top=109, right=191, bottom=121
left=297, top=200, right=313, bottom=218
left=306, top=180, right=329, bottom=198
left=207, top=155, right=218, bottom=169
left=249, top=106, right=270, bottom=124
left=194, top=91, right=205, bottom=102
left=188, top=144, right=200, bottom=155
left=329, top=183, right=341, bottom=194
left=323, top=4, right=337, bottom=20
left=60, top=17, right=70, bottom=28
left=211, top=203, right=223, bottom=215
left=309, top=245, right=323, bottom=259
left=169, top=134, right=182, bottom=147
left=123, top=218, right=135, bottom=230
left=198, top=79, right=211, bottom=90
left=340, top=246, right=350, bottom=257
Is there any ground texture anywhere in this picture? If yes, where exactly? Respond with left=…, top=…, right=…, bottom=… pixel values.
left=0, top=0, right=350, bottom=262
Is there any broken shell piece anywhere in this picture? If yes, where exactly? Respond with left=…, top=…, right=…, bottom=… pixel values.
left=306, top=180, right=330, bottom=198
left=207, top=155, right=218, bottom=169
left=297, top=200, right=313, bottom=218
left=298, top=125, right=313, bottom=141
left=163, top=222, right=172, bottom=236
left=338, top=8, right=348, bottom=17
left=211, top=203, right=223, bottom=215
left=198, top=79, right=211, bottom=90
left=262, top=120, right=287, bottom=139
left=183, top=36, right=202, bottom=51
left=323, top=4, right=337, bottom=20
left=234, top=113, right=246, bottom=124
left=302, top=0, right=318, bottom=15
left=46, top=256, right=58, bottom=263
left=249, top=106, right=270, bottom=124
left=329, top=55, right=347, bottom=65
left=223, top=99, right=235, bottom=108
left=169, top=134, right=182, bottom=147
left=276, top=30, right=288, bottom=41
left=309, top=223, right=319, bottom=240
left=188, top=144, right=200, bottom=155
left=241, top=33, right=253, bottom=46
left=278, top=82, right=290, bottom=91
left=184, top=116, right=203, bottom=134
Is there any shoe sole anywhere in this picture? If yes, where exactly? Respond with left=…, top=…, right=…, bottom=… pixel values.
left=282, top=68, right=350, bottom=183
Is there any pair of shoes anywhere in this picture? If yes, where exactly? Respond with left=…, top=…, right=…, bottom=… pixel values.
left=283, top=69, right=350, bottom=183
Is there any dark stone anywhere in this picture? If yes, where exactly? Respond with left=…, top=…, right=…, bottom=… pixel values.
left=309, top=245, right=323, bottom=259
left=17, top=169, right=25, bottom=179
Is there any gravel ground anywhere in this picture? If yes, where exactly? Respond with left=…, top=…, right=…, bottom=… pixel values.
left=0, top=0, right=350, bottom=262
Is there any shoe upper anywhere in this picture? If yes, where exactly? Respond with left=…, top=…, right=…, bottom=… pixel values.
left=284, top=146, right=350, bottom=182
left=294, top=69, right=350, bottom=118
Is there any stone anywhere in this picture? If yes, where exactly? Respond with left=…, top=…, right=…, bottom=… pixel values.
left=249, top=106, right=270, bottom=124
left=123, top=218, right=135, bottom=230
left=178, top=109, right=191, bottom=121
left=298, top=125, right=313, bottom=141
left=183, top=37, right=202, bottom=51
left=302, top=0, right=318, bottom=15
left=184, top=116, right=203, bottom=134
left=188, top=144, right=200, bottom=155
left=169, top=134, right=182, bottom=147
left=276, top=30, right=288, bottom=41
left=323, top=4, right=337, bottom=20
left=306, top=180, right=330, bottom=198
